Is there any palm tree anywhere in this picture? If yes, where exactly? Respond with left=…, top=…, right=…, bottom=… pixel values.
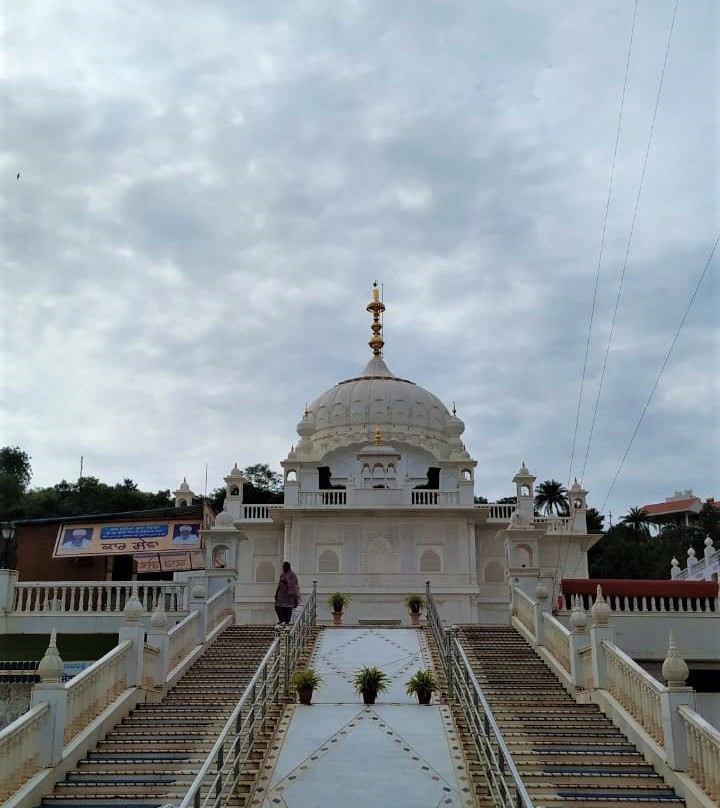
left=534, top=480, right=569, bottom=516
left=622, top=507, right=651, bottom=537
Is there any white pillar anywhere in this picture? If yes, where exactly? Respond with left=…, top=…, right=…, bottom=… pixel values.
left=147, top=600, right=170, bottom=687
left=190, top=579, right=208, bottom=644
left=118, top=585, right=145, bottom=687
left=31, top=630, right=67, bottom=767
left=660, top=632, right=696, bottom=771
left=568, top=595, right=590, bottom=689
left=533, top=582, right=551, bottom=645
left=589, top=585, right=615, bottom=689
left=0, top=569, right=18, bottom=612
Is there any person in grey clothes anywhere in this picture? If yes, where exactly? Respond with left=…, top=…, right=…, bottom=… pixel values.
left=274, top=561, right=300, bottom=625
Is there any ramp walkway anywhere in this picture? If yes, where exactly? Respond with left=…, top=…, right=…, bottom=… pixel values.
left=249, top=628, right=476, bottom=808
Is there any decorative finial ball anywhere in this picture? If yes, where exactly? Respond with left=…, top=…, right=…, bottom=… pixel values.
left=570, top=597, right=588, bottom=632
left=150, top=601, right=168, bottom=629
left=192, top=580, right=207, bottom=599
left=124, top=586, right=144, bottom=623
left=687, top=547, right=696, bottom=558
left=662, top=633, right=689, bottom=687
left=705, top=535, right=714, bottom=548
left=534, top=583, right=549, bottom=602
left=591, top=586, right=611, bottom=626
left=38, top=629, right=64, bottom=682
left=670, top=557, right=679, bottom=568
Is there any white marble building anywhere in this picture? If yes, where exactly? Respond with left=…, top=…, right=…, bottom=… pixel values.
left=204, top=285, right=597, bottom=625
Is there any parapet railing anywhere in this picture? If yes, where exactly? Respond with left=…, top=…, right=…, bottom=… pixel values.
left=512, top=582, right=720, bottom=805
left=426, top=582, right=534, bottom=808
left=0, top=702, right=48, bottom=803
left=285, top=581, right=317, bottom=689
left=167, top=610, right=203, bottom=671
left=13, top=580, right=189, bottom=614
left=672, top=548, right=720, bottom=582
left=558, top=579, right=719, bottom=613
left=64, top=640, right=132, bottom=743
left=679, top=705, right=720, bottom=802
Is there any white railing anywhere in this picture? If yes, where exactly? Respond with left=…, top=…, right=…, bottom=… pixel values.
left=142, top=643, right=160, bottom=690
left=64, top=640, right=131, bottom=743
left=207, top=585, right=233, bottom=633
left=533, top=515, right=572, bottom=532
left=298, top=490, right=347, bottom=506
left=239, top=504, right=282, bottom=520
left=13, top=581, right=188, bottom=614
left=167, top=610, right=201, bottom=672
left=561, top=590, right=719, bottom=614
left=542, top=612, right=571, bottom=674
left=513, top=587, right=535, bottom=635
left=475, top=502, right=515, bottom=520
left=411, top=490, right=460, bottom=506
left=679, top=705, right=720, bottom=802
left=0, top=702, right=48, bottom=801
left=673, top=549, right=720, bottom=581
left=579, top=645, right=593, bottom=692
left=603, top=641, right=663, bottom=743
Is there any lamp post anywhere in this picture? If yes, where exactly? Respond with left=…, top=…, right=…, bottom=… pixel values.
left=0, top=522, right=17, bottom=569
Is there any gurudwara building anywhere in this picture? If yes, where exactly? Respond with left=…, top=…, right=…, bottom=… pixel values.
left=206, top=285, right=594, bottom=625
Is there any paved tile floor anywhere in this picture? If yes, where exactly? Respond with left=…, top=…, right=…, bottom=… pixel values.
left=252, top=628, right=476, bottom=808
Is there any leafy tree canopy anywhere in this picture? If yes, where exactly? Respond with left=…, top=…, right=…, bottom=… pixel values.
left=534, top=480, right=569, bottom=516
left=199, top=464, right=284, bottom=510
left=0, top=446, right=33, bottom=513
left=586, top=507, right=605, bottom=533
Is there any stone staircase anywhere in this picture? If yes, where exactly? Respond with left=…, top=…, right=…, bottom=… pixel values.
left=458, top=625, right=685, bottom=808
left=34, top=625, right=279, bottom=808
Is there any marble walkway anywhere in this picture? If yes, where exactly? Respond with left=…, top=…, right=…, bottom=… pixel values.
left=250, top=628, right=476, bottom=808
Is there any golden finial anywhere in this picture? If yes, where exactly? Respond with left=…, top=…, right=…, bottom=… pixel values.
left=366, top=281, right=385, bottom=357
left=375, top=426, right=383, bottom=445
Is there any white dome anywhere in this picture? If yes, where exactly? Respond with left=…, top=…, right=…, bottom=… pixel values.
left=298, top=356, right=463, bottom=457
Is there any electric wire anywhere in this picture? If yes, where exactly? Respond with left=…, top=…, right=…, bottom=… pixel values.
left=580, top=0, right=679, bottom=485
left=566, top=0, right=638, bottom=490
left=600, top=231, right=720, bottom=512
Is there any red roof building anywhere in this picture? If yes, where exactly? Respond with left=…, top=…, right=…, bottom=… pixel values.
left=639, top=490, right=714, bottom=528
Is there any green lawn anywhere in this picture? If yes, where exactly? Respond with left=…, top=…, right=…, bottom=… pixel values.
left=0, top=634, right=119, bottom=662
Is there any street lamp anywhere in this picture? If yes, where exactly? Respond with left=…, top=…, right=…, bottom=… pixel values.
left=0, top=522, right=17, bottom=569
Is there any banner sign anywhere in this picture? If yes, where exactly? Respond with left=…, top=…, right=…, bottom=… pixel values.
left=53, top=519, right=203, bottom=558
left=134, top=551, right=205, bottom=574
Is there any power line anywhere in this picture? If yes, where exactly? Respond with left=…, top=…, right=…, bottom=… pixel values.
left=600, top=231, right=720, bottom=512
left=566, top=0, right=638, bottom=489
left=581, top=0, right=680, bottom=484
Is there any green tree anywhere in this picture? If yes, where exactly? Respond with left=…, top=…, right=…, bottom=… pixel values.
left=621, top=507, right=650, bottom=537
left=534, top=480, right=569, bottom=516
left=0, top=446, right=32, bottom=514
left=586, top=507, right=605, bottom=533
left=242, top=464, right=283, bottom=504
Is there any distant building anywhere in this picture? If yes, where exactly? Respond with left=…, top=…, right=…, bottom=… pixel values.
left=640, top=490, right=717, bottom=530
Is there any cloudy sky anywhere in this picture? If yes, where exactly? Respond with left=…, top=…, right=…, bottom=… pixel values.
left=1, top=0, right=718, bottom=521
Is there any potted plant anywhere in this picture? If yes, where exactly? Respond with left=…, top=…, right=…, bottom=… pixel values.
left=327, top=592, right=350, bottom=626
left=405, top=594, right=425, bottom=626
left=353, top=666, right=389, bottom=705
left=405, top=669, right=438, bottom=705
left=291, top=668, right=323, bottom=705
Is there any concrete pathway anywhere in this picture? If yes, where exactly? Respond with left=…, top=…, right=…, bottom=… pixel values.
left=251, top=628, right=476, bottom=808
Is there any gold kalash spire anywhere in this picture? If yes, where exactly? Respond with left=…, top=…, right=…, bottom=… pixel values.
left=366, top=281, right=385, bottom=356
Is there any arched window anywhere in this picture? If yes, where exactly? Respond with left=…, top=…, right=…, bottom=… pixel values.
left=386, top=464, right=396, bottom=479
left=255, top=561, right=275, bottom=583
left=420, top=550, right=441, bottom=573
left=514, top=543, right=533, bottom=568
left=286, top=469, right=297, bottom=482
left=484, top=561, right=504, bottom=583
left=212, top=546, right=227, bottom=569
left=178, top=499, right=188, bottom=507
left=520, top=484, right=531, bottom=497
left=318, top=549, right=340, bottom=573
left=461, top=469, right=472, bottom=482
left=230, top=486, right=240, bottom=496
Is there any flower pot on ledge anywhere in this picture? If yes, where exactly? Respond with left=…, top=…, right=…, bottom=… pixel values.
left=409, top=611, right=421, bottom=627
left=332, top=611, right=343, bottom=626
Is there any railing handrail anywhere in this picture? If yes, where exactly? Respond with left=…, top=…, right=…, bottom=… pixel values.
left=64, top=638, right=132, bottom=693
left=206, top=587, right=226, bottom=607
left=14, top=579, right=189, bottom=588
left=678, top=704, right=720, bottom=741
left=425, top=582, right=534, bottom=808
left=513, top=586, right=535, bottom=608
left=177, top=638, right=280, bottom=808
left=543, top=611, right=571, bottom=637
left=0, top=700, right=48, bottom=744
left=167, top=607, right=200, bottom=639
left=451, top=637, right=535, bottom=807
left=601, top=640, right=664, bottom=695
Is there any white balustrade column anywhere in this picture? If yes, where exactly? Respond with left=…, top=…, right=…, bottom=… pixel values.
left=190, top=579, right=208, bottom=644
left=118, top=586, right=145, bottom=687
left=533, top=582, right=551, bottom=645
left=589, top=586, right=615, bottom=689
left=568, top=595, right=590, bottom=689
left=0, top=569, right=18, bottom=612
left=660, top=632, right=696, bottom=771
left=147, top=600, right=170, bottom=687
left=30, top=630, right=67, bottom=767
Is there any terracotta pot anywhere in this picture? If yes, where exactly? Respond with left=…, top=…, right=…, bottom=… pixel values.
left=410, top=611, right=420, bottom=626
left=298, top=686, right=313, bottom=705
left=362, top=690, right=377, bottom=705
left=332, top=611, right=343, bottom=626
